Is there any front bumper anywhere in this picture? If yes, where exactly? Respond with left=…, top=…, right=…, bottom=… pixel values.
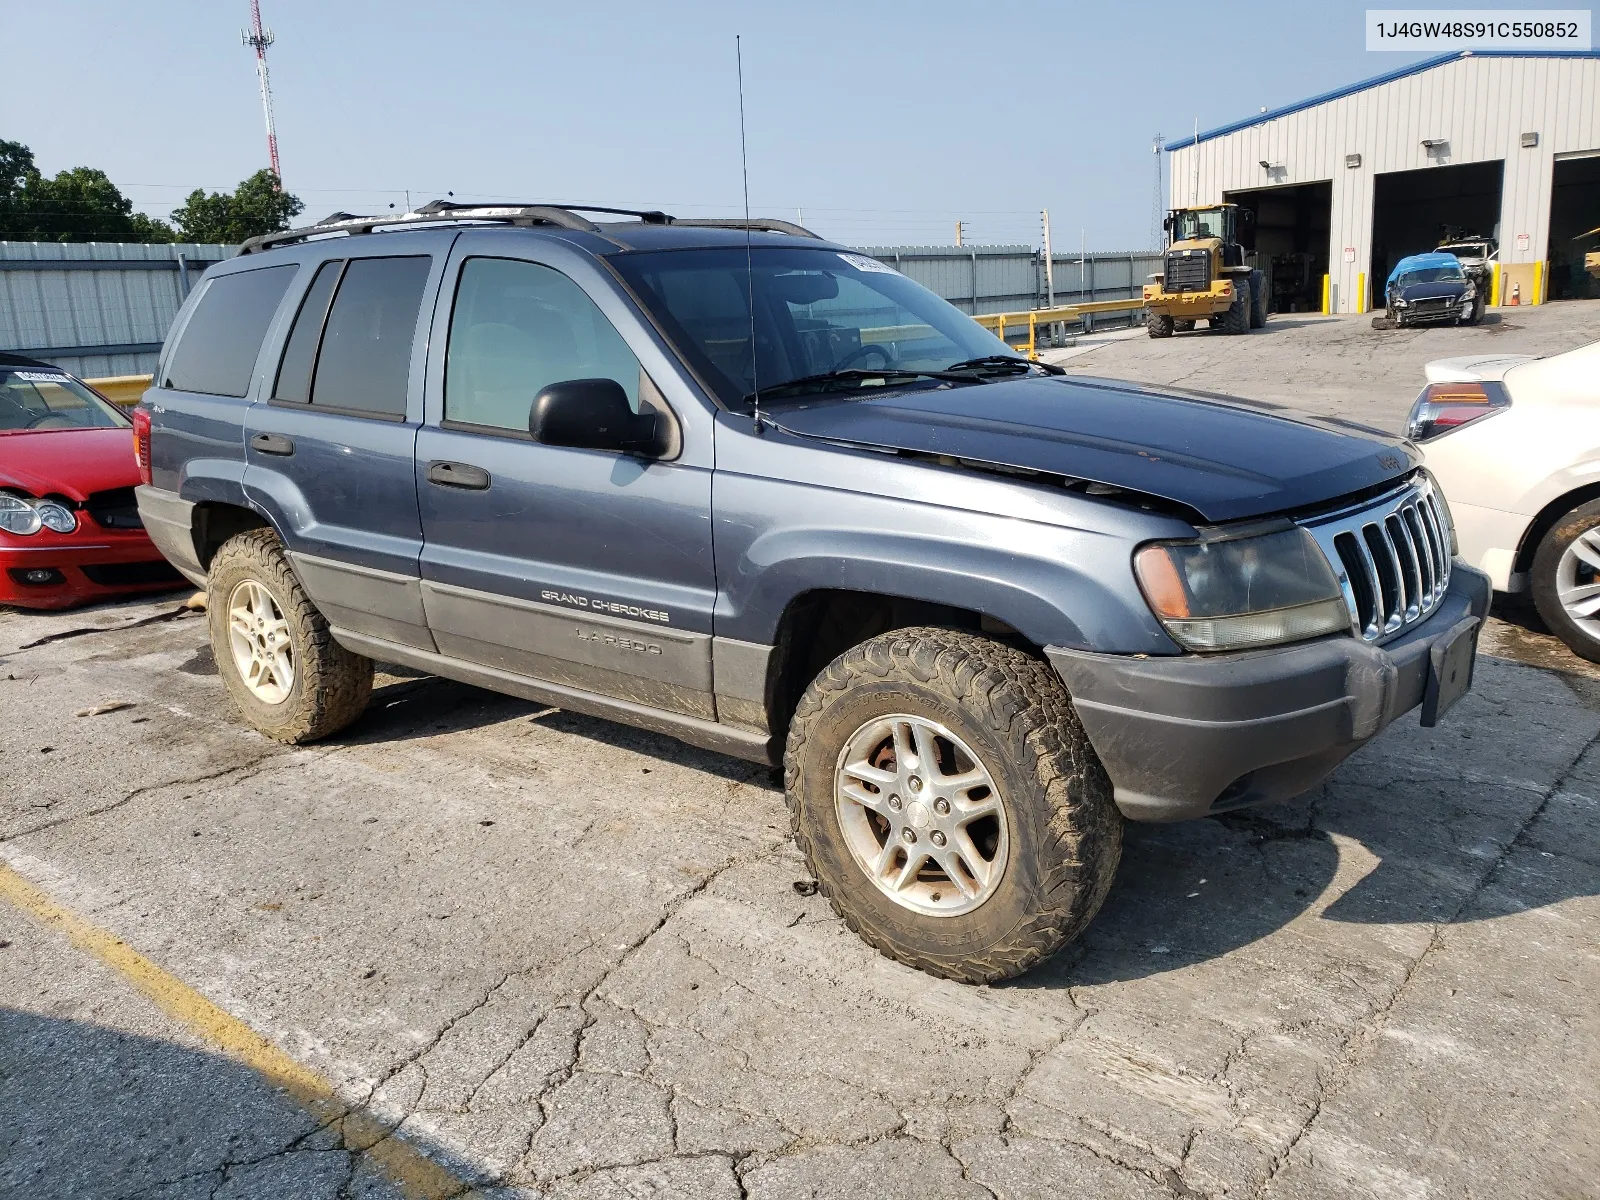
left=0, top=526, right=185, bottom=610
left=1047, top=564, right=1491, bottom=822
left=1143, top=282, right=1235, bottom=316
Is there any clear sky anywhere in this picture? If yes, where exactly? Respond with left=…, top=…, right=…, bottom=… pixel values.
left=7, top=0, right=1559, bottom=249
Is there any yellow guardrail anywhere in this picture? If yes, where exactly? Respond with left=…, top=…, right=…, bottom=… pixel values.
left=971, top=299, right=1145, bottom=358
left=85, top=375, right=153, bottom=407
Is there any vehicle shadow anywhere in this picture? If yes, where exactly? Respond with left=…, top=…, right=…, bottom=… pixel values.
left=328, top=649, right=1596, bottom=991
left=0, top=1008, right=476, bottom=1199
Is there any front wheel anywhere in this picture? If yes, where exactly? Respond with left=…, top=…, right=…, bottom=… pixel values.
left=1531, top=500, right=1600, bottom=664
left=208, top=529, right=374, bottom=742
left=1248, top=269, right=1267, bottom=328
left=784, top=627, right=1121, bottom=983
left=1218, top=279, right=1251, bottom=334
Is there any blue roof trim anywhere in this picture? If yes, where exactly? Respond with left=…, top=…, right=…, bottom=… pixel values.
left=1166, top=49, right=1600, bottom=151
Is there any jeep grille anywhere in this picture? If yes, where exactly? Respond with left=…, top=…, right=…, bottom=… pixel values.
left=1301, top=477, right=1452, bottom=643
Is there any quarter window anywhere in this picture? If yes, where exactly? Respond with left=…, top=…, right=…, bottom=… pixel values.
left=308, top=256, right=431, bottom=418
left=162, top=264, right=297, bottom=398
left=445, top=257, right=641, bottom=433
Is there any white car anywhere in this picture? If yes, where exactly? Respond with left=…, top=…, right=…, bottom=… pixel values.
left=1409, top=339, right=1600, bottom=662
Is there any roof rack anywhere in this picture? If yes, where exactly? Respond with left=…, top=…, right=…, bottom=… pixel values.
left=239, top=202, right=819, bottom=254
left=672, top=218, right=822, bottom=239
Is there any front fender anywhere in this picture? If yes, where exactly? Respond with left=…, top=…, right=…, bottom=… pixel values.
left=711, top=455, right=1186, bottom=655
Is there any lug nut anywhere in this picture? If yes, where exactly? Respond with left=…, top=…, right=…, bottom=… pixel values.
left=933, top=798, right=950, bottom=816
left=901, top=827, right=917, bottom=844
left=887, top=794, right=902, bottom=811
left=931, top=830, right=947, bottom=847
left=908, top=775, right=923, bottom=793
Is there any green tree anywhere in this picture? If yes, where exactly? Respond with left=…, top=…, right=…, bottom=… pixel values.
left=0, top=139, right=175, bottom=242
left=170, top=170, right=303, bottom=244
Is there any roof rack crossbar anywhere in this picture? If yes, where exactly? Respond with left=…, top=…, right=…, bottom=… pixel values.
left=672, top=217, right=822, bottom=239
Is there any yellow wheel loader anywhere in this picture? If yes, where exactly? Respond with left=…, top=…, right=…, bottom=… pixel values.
left=1143, top=204, right=1265, bottom=338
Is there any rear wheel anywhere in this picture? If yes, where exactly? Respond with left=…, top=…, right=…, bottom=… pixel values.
left=1531, top=500, right=1600, bottom=664
left=1248, top=270, right=1267, bottom=328
left=207, top=529, right=373, bottom=742
left=1173, top=320, right=1195, bottom=332
left=1218, top=278, right=1251, bottom=334
left=1147, top=312, right=1173, bottom=338
left=784, top=627, right=1121, bottom=983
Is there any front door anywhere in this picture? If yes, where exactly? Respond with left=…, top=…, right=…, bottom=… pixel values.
left=415, top=239, right=716, bottom=718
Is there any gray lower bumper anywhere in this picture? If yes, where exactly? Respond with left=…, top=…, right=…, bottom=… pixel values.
left=1047, top=565, right=1491, bottom=823
left=133, top=486, right=207, bottom=588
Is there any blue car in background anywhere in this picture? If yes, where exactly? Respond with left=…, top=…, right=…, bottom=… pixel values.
left=1385, top=251, right=1483, bottom=327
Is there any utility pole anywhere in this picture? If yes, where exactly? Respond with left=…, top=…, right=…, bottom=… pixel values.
left=955, top=220, right=966, bottom=247
left=1040, top=210, right=1055, bottom=306
left=1151, top=133, right=1165, bottom=250
left=1191, top=116, right=1199, bottom=206
left=242, top=0, right=281, bottom=182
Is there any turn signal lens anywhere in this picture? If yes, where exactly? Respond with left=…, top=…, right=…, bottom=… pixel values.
left=1134, top=527, right=1350, bottom=652
left=1405, top=380, right=1510, bottom=443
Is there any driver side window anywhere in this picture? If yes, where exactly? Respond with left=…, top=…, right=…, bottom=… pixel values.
left=444, top=257, right=642, bottom=433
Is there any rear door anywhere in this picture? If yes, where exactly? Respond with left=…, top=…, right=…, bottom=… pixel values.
left=243, top=235, right=454, bottom=651
left=414, top=234, right=717, bottom=718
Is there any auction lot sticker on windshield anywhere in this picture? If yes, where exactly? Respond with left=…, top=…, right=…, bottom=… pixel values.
left=12, top=372, right=72, bottom=383
left=839, top=253, right=900, bottom=275
left=1367, top=10, right=1590, bottom=50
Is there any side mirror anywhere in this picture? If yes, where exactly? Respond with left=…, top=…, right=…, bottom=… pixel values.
left=1162, top=216, right=1171, bottom=232
left=529, top=378, right=660, bottom=456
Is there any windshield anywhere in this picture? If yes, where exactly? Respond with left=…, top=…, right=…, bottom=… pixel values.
left=609, top=247, right=1013, bottom=407
left=0, top=368, right=129, bottom=433
left=1172, top=209, right=1228, bottom=242
left=1396, top=265, right=1465, bottom=286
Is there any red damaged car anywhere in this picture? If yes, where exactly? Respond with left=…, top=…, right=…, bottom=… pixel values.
left=0, top=353, right=184, bottom=610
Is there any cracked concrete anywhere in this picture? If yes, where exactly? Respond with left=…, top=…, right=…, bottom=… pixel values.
left=4, top=305, right=1599, bottom=1198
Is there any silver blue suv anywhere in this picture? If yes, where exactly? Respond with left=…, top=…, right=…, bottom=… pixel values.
left=134, top=202, right=1489, bottom=982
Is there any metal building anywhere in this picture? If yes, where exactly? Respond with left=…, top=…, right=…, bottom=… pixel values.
left=1165, top=50, right=1600, bottom=314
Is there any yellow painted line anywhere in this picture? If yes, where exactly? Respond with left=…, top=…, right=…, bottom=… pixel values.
left=0, top=861, right=470, bottom=1199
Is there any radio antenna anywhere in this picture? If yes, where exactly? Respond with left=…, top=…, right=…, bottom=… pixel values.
left=737, top=35, right=763, bottom=433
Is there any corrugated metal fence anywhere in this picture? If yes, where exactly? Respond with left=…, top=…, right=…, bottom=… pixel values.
left=859, top=246, right=1162, bottom=317
left=0, top=240, right=1160, bottom=377
left=0, top=241, right=235, bottom=378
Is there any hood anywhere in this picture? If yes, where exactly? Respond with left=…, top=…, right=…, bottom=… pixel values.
left=1425, top=352, right=1538, bottom=383
left=0, top=426, right=141, bottom=502
left=769, top=375, right=1418, bottom=523
left=1393, top=279, right=1468, bottom=301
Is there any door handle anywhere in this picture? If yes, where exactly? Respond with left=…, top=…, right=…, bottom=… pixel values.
left=426, top=460, right=491, bottom=490
left=250, top=432, right=295, bottom=456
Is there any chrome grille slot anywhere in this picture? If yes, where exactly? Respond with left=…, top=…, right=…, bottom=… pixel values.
left=1303, top=477, right=1453, bottom=644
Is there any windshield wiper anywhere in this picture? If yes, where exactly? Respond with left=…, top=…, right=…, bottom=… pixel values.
left=741, top=367, right=976, bottom=407
left=942, top=355, right=1065, bottom=377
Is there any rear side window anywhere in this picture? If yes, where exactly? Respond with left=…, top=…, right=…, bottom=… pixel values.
left=307, top=256, right=431, bottom=418
left=163, top=264, right=297, bottom=397
left=272, top=259, right=343, bottom=404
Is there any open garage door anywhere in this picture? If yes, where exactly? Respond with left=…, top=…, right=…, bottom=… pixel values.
left=1370, top=160, right=1503, bottom=309
left=1547, top=152, right=1600, bottom=302
left=1225, top=182, right=1332, bottom=314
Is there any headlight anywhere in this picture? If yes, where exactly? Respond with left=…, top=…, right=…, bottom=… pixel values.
left=1460, top=284, right=1476, bottom=300
left=1134, top=527, right=1350, bottom=652
left=35, top=501, right=77, bottom=534
left=1394, top=298, right=1409, bottom=307
left=0, top=493, right=43, bottom=536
